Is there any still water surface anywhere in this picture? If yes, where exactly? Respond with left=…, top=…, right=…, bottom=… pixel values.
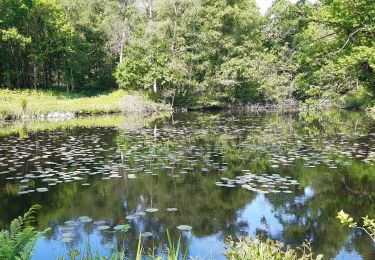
left=0, top=110, right=374, bottom=259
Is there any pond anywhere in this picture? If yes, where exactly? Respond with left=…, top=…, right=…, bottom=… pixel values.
left=0, top=110, right=374, bottom=259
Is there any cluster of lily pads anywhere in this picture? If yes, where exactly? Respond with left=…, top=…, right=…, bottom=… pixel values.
left=57, top=206, right=192, bottom=244
left=60, top=216, right=129, bottom=243
left=1, top=114, right=374, bottom=198
left=0, top=112, right=373, bottom=255
left=240, top=126, right=375, bottom=169
left=216, top=171, right=299, bottom=194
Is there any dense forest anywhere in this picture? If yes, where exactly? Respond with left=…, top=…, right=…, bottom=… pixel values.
left=0, top=0, right=374, bottom=108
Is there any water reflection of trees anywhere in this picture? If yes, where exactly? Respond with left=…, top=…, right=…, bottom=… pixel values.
left=0, top=110, right=374, bottom=259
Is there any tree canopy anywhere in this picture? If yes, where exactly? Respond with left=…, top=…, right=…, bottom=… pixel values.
left=0, top=0, right=374, bottom=107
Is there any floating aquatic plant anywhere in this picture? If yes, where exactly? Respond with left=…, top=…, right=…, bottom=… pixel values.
left=146, top=208, right=159, bottom=213
left=97, top=225, right=110, bottom=231
left=78, top=216, right=92, bottom=223
left=177, top=225, right=192, bottom=231
left=216, top=173, right=299, bottom=194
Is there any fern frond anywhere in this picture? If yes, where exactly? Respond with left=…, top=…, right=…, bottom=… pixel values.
left=0, top=205, right=42, bottom=260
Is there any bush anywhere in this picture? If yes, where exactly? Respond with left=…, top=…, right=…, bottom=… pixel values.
left=337, top=210, right=375, bottom=243
left=224, top=236, right=323, bottom=260
left=120, top=93, right=172, bottom=113
left=342, top=87, right=373, bottom=110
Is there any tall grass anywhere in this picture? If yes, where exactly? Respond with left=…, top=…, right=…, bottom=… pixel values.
left=133, top=230, right=190, bottom=260
left=165, top=230, right=190, bottom=260
left=0, top=89, right=172, bottom=120
left=0, top=89, right=127, bottom=119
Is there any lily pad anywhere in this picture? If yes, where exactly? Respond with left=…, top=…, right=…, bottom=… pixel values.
left=93, top=220, right=106, bottom=225
left=64, top=220, right=80, bottom=227
left=113, top=224, right=126, bottom=231
left=61, top=237, right=73, bottom=243
left=135, top=211, right=146, bottom=216
left=61, top=232, right=75, bottom=238
left=78, top=216, right=92, bottom=223
left=36, top=187, right=48, bottom=193
left=177, top=225, right=192, bottom=231
left=141, top=232, right=153, bottom=238
left=97, top=225, right=110, bottom=230
left=146, top=208, right=159, bottom=213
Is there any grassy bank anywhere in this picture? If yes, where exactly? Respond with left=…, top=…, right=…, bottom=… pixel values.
left=0, top=89, right=171, bottom=120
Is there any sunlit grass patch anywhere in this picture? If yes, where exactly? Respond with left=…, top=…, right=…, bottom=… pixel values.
left=0, top=89, right=171, bottom=120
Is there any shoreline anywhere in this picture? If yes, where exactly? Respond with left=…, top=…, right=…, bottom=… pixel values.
left=0, top=90, right=172, bottom=122
left=0, top=89, right=372, bottom=123
left=1, top=102, right=371, bottom=123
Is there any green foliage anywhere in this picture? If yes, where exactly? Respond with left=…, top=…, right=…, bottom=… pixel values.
left=0, top=89, right=172, bottom=119
left=343, top=87, right=374, bottom=110
left=115, top=45, right=149, bottom=90
left=1, top=0, right=374, bottom=107
left=165, top=229, right=190, bottom=260
left=0, top=0, right=116, bottom=90
left=224, top=236, right=323, bottom=260
left=0, top=205, right=43, bottom=260
left=294, top=0, right=375, bottom=101
left=337, top=210, right=375, bottom=243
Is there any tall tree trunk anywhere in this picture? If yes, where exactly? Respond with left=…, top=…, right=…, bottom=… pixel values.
left=153, top=79, right=157, bottom=93
left=172, top=0, right=177, bottom=51
left=149, top=0, right=153, bottom=19
left=119, top=32, right=125, bottom=63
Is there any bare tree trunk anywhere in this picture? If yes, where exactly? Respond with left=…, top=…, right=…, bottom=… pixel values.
left=149, top=0, right=153, bottom=19
left=172, top=0, right=177, bottom=51
left=119, top=44, right=124, bottom=63
left=356, top=77, right=359, bottom=89
left=153, top=79, right=157, bottom=93
left=119, top=32, right=125, bottom=63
